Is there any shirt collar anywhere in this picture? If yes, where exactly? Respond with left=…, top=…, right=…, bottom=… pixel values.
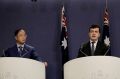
left=90, top=40, right=98, bottom=44
left=17, top=43, right=25, bottom=48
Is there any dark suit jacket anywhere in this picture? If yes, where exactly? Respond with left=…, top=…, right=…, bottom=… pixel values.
left=3, top=44, right=42, bottom=61
left=77, top=41, right=111, bottom=57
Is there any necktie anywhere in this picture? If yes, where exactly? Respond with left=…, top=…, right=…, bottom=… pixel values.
left=19, top=46, right=23, bottom=56
left=91, top=42, right=95, bottom=55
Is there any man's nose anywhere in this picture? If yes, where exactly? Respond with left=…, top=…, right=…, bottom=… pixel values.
left=92, top=32, right=96, bottom=35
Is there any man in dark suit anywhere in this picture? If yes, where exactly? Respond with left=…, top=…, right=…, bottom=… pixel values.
left=78, top=24, right=110, bottom=57
left=2, top=28, right=47, bottom=66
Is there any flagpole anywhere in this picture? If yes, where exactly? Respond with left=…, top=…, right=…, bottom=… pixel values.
left=105, top=0, right=108, bottom=9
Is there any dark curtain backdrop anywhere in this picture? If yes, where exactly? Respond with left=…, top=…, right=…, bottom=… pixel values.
left=0, top=0, right=120, bottom=79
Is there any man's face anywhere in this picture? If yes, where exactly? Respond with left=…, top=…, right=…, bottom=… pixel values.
left=15, top=30, right=27, bottom=44
left=89, top=28, right=100, bottom=41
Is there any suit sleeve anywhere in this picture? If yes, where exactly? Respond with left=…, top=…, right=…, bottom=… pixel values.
left=31, top=48, right=43, bottom=62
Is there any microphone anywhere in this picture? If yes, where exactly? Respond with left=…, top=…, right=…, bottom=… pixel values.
left=79, top=45, right=88, bottom=56
left=22, top=48, right=29, bottom=57
left=22, top=47, right=44, bottom=62
left=2, top=49, right=6, bottom=57
left=104, top=46, right=110, bottom=56
left=23, top=47, right=47, bottom=66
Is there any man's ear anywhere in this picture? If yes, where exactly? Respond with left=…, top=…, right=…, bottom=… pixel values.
left=99, top=33, right=101, bottom=37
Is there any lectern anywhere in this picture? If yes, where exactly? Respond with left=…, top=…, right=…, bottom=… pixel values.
left=0, top=57, right=45, bottom=79
left=64, top=56, right=120, bottom=79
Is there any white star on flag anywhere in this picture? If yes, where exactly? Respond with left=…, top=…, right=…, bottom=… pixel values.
left=62, top=37, right=67, bottom=49
left=104, top=36, right=110, bottom=46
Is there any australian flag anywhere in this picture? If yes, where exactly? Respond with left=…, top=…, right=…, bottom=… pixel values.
left=102, top=7, right=110, bottom=46
left=61, top=6, right=69, bottom=65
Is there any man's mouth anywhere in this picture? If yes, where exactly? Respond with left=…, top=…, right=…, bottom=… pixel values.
left=92, top=36, right=96, bottom=38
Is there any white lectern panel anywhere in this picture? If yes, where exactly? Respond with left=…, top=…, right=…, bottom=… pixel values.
left=0, top=57, right=45, bottom=79
left=64, top=56, right=120, bottom=79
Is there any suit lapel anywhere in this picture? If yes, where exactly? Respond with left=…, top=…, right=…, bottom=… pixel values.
left=94, top=41, right=101, bottom=55
left=13, top=45, right=20, bottom=57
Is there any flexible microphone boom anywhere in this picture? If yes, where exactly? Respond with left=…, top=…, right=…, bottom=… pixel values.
left=104, top=46, right=110, bottom=56
left=21, top=48, right=29, bottom=57
left=79, top=44, right=88, bottom=56
left=2, top=49, right=6, bottom=57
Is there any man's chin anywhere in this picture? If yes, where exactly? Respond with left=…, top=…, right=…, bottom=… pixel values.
left=91, top=39, right=98, bottom=41
left=19, top=42, right=25, bottom=45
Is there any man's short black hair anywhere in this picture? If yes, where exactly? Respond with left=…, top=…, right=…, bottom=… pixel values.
left=89, top=24, right=101, bottom=33
left=14, top=28, right=26, bottom=36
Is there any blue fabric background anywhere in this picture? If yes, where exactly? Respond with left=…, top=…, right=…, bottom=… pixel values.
left=0, top=0, right=120, bottom=79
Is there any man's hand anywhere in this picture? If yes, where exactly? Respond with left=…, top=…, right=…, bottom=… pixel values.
left=44, top=62, right=48, bottom=67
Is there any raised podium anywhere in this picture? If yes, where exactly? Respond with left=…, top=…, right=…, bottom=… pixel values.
left=0, top=57, right=45, bottom=79
left=64, top=56, right=120, bottom=79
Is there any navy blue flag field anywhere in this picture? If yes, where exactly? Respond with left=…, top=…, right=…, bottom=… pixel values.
left=102, top=7, right=110, bottom=46
left=60, top=6, right=69, bottom=65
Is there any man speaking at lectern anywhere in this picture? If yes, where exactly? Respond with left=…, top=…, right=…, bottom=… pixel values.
left=77, top=24, right=111, bottom=57
left=2, top=28, right=47, bottom=66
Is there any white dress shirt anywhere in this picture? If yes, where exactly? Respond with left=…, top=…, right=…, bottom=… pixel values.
left=90, top=40, right=98, bottom=51
left=17, top=43, right=25, bottom=52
